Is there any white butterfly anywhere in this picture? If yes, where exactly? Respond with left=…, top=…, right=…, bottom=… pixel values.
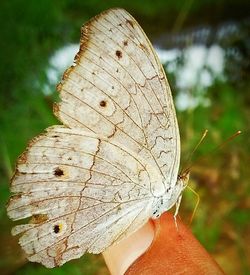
left=7, top=8, right=189, bottom=268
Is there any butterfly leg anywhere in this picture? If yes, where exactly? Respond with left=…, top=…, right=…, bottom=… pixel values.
left=173, top=194, right=182, bottom=230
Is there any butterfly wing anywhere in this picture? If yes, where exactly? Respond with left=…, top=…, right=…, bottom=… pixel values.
left=7, top=8, right=180, bottom=267
left=7, top=126, right=155, bottom=267
left=55, top=8, right=180, bottom=193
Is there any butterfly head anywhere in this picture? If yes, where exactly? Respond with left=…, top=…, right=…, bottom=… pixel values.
left=151, top=171, right=190, bottom=219
left=177, top=169, right=190, bottom=190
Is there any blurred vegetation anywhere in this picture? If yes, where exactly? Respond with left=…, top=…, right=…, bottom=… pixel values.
left=0, top=0, right=249, bottom=274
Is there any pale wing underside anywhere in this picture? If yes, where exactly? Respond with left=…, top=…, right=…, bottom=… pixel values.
left=7, top=8, right=181, bottom=268
left=55, top=8, right=180, bottom=191
left=7, top=126, right=153, bottom=267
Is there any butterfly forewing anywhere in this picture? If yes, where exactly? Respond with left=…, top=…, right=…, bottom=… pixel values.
left=56, top=8, right=180, bottom=189
left=7, top=8, right=180, bottom=267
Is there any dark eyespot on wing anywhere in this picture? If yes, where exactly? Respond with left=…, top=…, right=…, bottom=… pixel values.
left=100, top=100, right=107, bottom=107
left=53, top=224, right=60, bottom=234
left=54, top=167, right=64, bottom=177
left=115, top=50, right=122, bottom=59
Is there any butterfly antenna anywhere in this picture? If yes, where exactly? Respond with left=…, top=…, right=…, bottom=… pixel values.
left=181, top=130, right=241, bottom=224
left=181, top=130, right=242, bottom=176
left=185, top=130, right=241, bottom=223
left=215, top=130, right=242, bottom=151
left=186, top=185, right=200, bottom=226
left=189, top=130, right=242, bottom=169
left=180, top=129, right=208, bottom=175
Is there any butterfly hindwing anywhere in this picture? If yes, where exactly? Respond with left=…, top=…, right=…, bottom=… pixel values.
left=7, top=126, right=154, bottom=267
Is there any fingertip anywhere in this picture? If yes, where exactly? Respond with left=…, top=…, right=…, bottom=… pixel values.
left=103, top=212, right=224, bottom=275
left=126, top=212, right=224, bottom=275
left=102, top=220, right=154, bottom=275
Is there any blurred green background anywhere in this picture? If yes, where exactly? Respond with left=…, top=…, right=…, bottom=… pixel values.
left=0, top=0, right=249, bottom=274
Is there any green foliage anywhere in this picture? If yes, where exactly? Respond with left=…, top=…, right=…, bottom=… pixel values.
left=0, top=1, right=249, bottom=274
left=229, top=209, right=250, bottom=229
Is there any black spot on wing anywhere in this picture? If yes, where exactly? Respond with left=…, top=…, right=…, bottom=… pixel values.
left=115, top=50, right=122, bottom=59
left=54, top=167, right=64, bottom=177
left=99, top=100, right=107, bottom=107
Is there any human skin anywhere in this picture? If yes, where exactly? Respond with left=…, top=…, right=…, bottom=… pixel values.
left=103, top=212, right=224, bottom=275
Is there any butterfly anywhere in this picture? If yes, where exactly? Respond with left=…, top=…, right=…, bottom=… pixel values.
left=7, top=8, right=189, bottom=268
